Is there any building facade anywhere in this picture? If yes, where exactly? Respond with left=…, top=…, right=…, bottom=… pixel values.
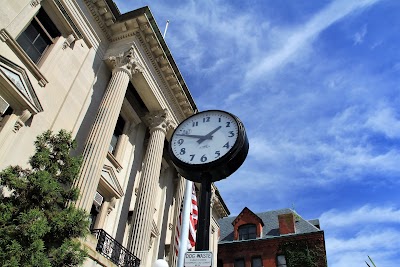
left=218, top=208, right=327, bottom=267
left=0, top=1, right=229, bottom=266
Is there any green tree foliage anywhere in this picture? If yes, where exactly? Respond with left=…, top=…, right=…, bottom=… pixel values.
left=279, top=240, right=327, bottom=267
left=0, top=130, right=89, bottom=267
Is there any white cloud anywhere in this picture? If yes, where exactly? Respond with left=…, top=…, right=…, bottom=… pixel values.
left=322, top=205, right=400, bottom=267
left=244, top=0, right=381, bottom=84
left=320, top=205, right=400, bottom=228
left=329, top=250, right=398, bottom=267
left=353, top=24, right=368, bottom=45
left=248, top=115, right=400, bottom=185
left=366, top=106, right=400, bottom=138
left=327, top=229, right=400, bottom=253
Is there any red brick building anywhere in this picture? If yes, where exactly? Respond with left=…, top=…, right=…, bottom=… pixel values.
left=217, top=208, right=327, bottom=267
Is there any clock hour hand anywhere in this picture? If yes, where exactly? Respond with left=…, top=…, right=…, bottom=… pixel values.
left=197, top=126, right=222, bottom=144
left=175, top=133, right=212, bottom=139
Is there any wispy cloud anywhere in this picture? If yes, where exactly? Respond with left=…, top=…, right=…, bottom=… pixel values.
left=353, top=24, right=368, bottom=45
left=248, top=1, right=379, bottom=74
left=320, top=205, right=400, bottom=227
left=365, top=106, right=400, bottom=138
left=321, top=205, right=400, bottom=267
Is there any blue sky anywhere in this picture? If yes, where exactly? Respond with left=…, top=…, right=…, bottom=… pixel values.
left=115, top=1, right=400, bottom=266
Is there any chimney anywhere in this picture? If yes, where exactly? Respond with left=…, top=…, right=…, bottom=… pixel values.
left=278, top=213, right=295, bottom=235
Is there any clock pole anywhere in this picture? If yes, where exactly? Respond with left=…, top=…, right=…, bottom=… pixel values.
left=195, top=173, right=212, bottom=251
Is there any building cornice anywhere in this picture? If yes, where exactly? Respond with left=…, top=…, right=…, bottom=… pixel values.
left=212, top=184, right=230, bottom=218
left=83, top=0, right=197, bottom=122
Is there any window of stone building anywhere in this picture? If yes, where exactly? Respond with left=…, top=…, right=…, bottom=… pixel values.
left=276, top=255, right=287, bottom=267
left=89, top=204, right=100, bottom=230
left=238, top=223, right=257, bottom=240
left=109, top=115, right=126, bottom=155
left=0, top=101, right=13, bottom=123
left=89, top=191, right=104, bottom=230
left=234, top=258, right=245, bottom=267
left=16, top=8, right=61, bottom=64
left=251, top=257, right=262, bottom=267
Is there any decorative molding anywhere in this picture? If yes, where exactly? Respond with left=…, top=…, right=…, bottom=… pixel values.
left=62, top=34, right=76, bottom=49
left=107, top=197, right=117, bottom=214
left=149, top=220, right=160, bottom=251
left=30, top=0, right=42, bottom=7
left=106, top=151, right=123, bottom=172
left=135, top=32, right=193, bottom=119
left=13, top=109, right=32, bottom=132
left=100, top=165, right=124, bottom=198
left=13, top=119, right=24, bottom=132
left=211, top=185, right=230, bottom=219
left=82, top=0, right=113, bottom=40
left=107, top=46, right=144, bottom=79
left=0, top=29, right=48, bottom=87
left=151, top=219, right=160, bottom=237
left=144, top=108, right=175, bottom=134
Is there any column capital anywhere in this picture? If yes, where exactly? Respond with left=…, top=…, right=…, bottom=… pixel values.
left=144, top=109, right=175, bottom=134
left=107, top=46, right=144, bottom=79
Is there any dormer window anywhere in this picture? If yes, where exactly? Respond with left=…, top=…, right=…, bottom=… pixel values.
left=232, top=207, right=264, bottom=241
left=238, top=223, right=256, bottom=240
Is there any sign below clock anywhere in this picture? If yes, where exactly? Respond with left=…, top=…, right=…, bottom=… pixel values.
left=169, top=110, right=249, bottom=182
left=184, top=251, right=213, bottom=267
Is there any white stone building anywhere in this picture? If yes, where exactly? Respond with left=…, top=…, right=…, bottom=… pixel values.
left=0, top=0, right=229, bottom=266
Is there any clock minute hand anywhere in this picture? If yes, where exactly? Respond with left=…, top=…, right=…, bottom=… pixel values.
left=175, top=133, right=210, bottom=139
left=197, top=126, right=222, bottom=144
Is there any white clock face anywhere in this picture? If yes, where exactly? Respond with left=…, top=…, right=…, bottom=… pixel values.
left=171, top=111, right=239, bottom=165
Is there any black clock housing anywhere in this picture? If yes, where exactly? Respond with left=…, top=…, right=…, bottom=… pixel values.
left=169, top=110, right=249, bottom=182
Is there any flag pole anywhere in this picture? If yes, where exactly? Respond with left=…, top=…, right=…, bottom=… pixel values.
left=177, top=179, right=193, bottom=267
left=163, top=20, right=170, bottom=38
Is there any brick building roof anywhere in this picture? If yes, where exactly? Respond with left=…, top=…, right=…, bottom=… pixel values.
left=218, top=208, right=322, bottom=243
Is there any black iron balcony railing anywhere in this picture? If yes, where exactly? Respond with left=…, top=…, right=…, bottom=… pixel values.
left=91, top=229, right=140, bottom=267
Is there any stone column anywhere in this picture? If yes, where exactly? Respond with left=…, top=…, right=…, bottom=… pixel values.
left=93, top=197, right=117, bottom=229
left=113, top=120, right=131, bottom=160
left=74, top=46, right=144, bottom=212
left=129, top=109, right=173, bottom=265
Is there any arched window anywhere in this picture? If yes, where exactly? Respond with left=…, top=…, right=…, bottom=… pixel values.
left=238, top=223, right=256, bottom=240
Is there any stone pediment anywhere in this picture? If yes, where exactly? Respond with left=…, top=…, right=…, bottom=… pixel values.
left=100, top=165, right=124, bottom=198
left=0, top=55, right=43, bottom=114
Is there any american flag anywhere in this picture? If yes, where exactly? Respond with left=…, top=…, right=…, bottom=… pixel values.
left=175, top=184, right=198, bottom=256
